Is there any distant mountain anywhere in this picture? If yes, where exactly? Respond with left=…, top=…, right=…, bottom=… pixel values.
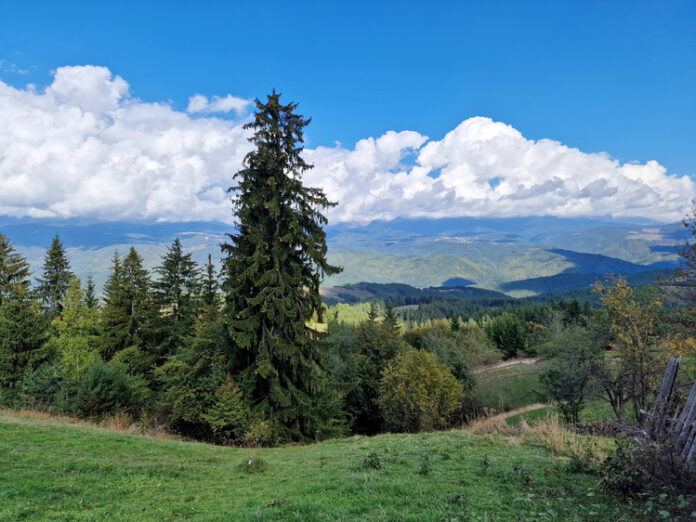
left=501, top=269, right=670, bottom=298
left=320, top=282, right=511, bottom=306
left=0, top=216, right=685, bottom=296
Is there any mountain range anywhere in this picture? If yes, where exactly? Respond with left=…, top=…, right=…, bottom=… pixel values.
left=0, top=215, right=687, bottom=298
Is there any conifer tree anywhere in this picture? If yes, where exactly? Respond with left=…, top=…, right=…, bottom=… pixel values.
left=202, top=254, right=219, bottom=310
left=36, top=235, right=73, bottom=314
left=382, top=302, right=400, bottom=333
left=222, top=91, right=341, bottom=441
left=100, top=248, right=154, bottom=360
left=83, top=275, right=99, bottom=309
left=0, top=284, right=49, bottom=402
left=153, top=238, right=201, bottom=352
left=0, top=232, right=30, bottom=306
left=46, top=277, right=101, bottom=379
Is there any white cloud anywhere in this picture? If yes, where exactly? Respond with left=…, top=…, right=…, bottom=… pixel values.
left=186, top=93, right=251, bottom=115
left=0, top=65, right=693, bottom=224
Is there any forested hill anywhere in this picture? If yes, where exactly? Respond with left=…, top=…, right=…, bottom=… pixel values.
left=0, top=215, right=683, bottom=295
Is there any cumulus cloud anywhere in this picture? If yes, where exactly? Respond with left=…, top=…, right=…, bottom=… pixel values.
left=0, top=65, right=693, bottom=224
left=186, top=93, right=251, bottom=115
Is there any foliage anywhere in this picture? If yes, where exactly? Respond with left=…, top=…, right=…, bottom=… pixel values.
left=221, top=91, right=341, bottom=442
left=0, top=287, right=49, bottom=404
left=484, top=311, right=526, bottom=359
left=593, top=276, right=679, bottom=425
left=45, top=277, right=101, bottom=379
left=100, top=249, right=156, bottom=361
left=329, top=319, right=409, bottom=434
left=0, top=232, right=30, bottom=306
left=202, top=374, right=250, bottom=443
left=540, top=327, right=602, bottom=423
left=152, top=238, right=201, bottom=355
left=70, top=360, right=150, bottom=418
left=35, top=234, right=73, bottom=314
left=601, top=439, right=696, bottom=500
left=379, top=350, right=462, bottom=432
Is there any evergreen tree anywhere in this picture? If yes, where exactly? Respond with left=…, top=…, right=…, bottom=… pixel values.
left=83, top=275, right=99, bottom=309
left=382, top=302, right=400, bottom=333
left=202, top=254, right=219, bottom=310
left=221, top=91, right=341, bottom=442
left=45, top=277, right=101, bottom=379
left=153, top=238, right=201, bottom=353
left=0, top=285, right=49, bottom=403
left=100, top=248, right=154, bottom=360
left=36, top=235, right=73, bottom=314
left=0, top=232, right=30, bottom=306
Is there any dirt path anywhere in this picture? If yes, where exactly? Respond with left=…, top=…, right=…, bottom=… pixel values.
left=473, top=357, right=540, bottom=375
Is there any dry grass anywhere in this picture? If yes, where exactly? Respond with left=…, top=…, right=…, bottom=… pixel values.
left=466, top=403, right=547, bottom=435
left=464, top=407, right=610, bottom=461
left=0, top=408, right=180, bottom=441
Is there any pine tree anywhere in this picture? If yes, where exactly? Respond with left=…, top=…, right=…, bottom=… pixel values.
left=36, top=234, right=73, bottom=314
left=153, top=238, right=201, bottom=353
left=84, top=275, right=99, bottom=309
left=0, top=232, right=30, bottom=306
left=221, top=91, right=341, bottom=442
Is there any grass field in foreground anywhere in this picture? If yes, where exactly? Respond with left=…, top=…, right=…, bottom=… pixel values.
left=0, top=413, right=641, bottom=521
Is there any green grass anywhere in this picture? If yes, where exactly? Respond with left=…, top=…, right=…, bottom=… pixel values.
left=475, top=361, right=550, bottom=411
left=0, top=413, right=640, bottom=521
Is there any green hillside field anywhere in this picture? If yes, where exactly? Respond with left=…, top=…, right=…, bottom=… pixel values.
left=1, top=412, right=641, bottom=521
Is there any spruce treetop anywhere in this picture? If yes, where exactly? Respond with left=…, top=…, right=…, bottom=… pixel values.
left=0, top=232, right=31, bottom=304
left=222, top=90, right=341, bottom=441
left=36, top=234, right=73, bottom=313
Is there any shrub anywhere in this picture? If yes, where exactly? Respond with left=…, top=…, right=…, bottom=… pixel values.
left=418, top=453, right=433, bottom=475
left=362, top=451, right=382, bottom=470
left=601, top=438, right=696, bottom=498
left=379, top=350, right=462, bottom=432
left=71, top=360, right=150, bottom=418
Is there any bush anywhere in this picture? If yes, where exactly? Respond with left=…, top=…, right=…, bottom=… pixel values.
left=601, top=438, right=696, bottom=497
left=379, top=350, right=462, bottom=432
left=71, top=360, right=150, bottom=418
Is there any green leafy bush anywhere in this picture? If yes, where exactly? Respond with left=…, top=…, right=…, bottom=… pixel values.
left=379, top=350, right=462, bottom=432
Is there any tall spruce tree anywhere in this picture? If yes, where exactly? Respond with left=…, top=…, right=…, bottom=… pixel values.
left=153, top=238, right=201, bottom=353
left=0, top=236, right=47, bottom=402
left=36, top=234, right=73, bottom=314
left=202, top=254, right=219, bottom=310
left=222, top=91, right=341, bottom=441
left=0, top=232, right=30, bottom=306
left=83, top=275, right=99, bottom=309
left=100, top=248, right=154, bottom=360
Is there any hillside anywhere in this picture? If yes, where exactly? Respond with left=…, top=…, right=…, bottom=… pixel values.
left=0, top=412, right=636, bottom=521
left=0, top=216, right=683, bottom=294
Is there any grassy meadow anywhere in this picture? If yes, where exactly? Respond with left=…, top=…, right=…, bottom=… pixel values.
left=1, top=411, right=643, bottom=521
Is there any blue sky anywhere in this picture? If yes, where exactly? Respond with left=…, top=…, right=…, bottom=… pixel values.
left=2, top=1, right=694, bottom=173
left=0, top=1, right=694, bottom=224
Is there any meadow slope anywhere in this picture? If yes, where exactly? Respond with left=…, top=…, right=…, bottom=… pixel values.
left=0, top=413, right=640, bottom=521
